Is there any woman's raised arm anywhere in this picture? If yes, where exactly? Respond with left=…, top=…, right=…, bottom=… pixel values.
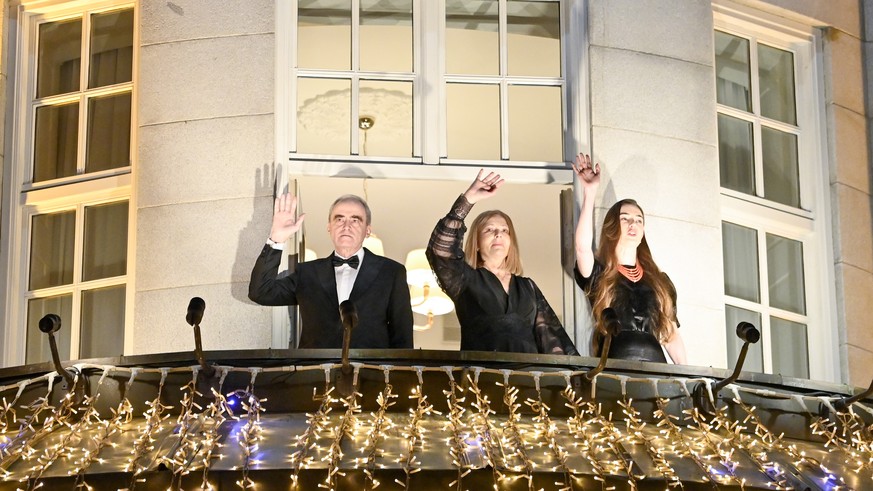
left=573, top=153, right=601, bottom=278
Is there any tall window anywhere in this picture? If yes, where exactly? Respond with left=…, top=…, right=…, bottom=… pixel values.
left=714, top=8, right=831, bottom=380
left=9, top=3, right=134, bottom=364
left=289, top=0, right=567, bottom=166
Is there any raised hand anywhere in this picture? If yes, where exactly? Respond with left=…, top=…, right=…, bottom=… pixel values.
left=269, top=193, right=306, bottom=244
left=463, top=169, right=505, bottom=204
left=572, top=153, right=601, bottom=192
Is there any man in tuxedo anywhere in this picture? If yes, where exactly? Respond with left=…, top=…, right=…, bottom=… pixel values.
left=249, top=193, right=414, bottom=349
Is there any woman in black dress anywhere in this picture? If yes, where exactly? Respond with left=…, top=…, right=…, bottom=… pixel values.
left=573, top=153, right=687, bottom=363
left=426, top=170, right=578, bottom=355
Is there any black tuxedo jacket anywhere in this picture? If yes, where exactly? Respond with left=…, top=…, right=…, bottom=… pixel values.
left=249, top=245, right=414, bottom=349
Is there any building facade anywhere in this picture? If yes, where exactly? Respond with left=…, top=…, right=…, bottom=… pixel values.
left=0, top=0, right=870, bottom=387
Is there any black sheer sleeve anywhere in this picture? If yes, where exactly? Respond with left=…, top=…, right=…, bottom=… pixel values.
left=530, top=279, right=579, bottom=356
left=425, top=195, right=474, bottom=298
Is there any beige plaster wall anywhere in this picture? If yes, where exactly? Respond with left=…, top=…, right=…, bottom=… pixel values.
left=133, top=0, right=276, bottom=354
left=587, top=0, right=725, bottom=369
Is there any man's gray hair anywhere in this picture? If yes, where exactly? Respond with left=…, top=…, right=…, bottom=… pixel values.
left=328, top=194, right=372, bottom=225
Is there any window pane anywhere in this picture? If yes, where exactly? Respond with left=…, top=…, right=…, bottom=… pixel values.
left=758, top=44, right=796, bottom=125
left=770, top=317, right=808, bottom=378
left=298, top=0, right=351, bottom=70
left=718, top=113, right=755, bottom=195
left=360, top=0, right=412, bottom=72
left=29, top=211, right=75, bottom=290
left=446, top=0, right=498, bottom=75
left=37, top=18, right=81, bottom=98
left=722, top=222, right=760, bottom=302
left=507, top=1, right=560, bottom=77
left=446, top=83, right=499, bottom=160
left=714, top=31, right=751, bottom=112
left=766, top=233, right=806, bottom=314
left=86, top=92, right=131, bottom=173
left=359, top=80, right=412, bottom=157
left=34, top=103, right=79, bottom=182
left=297, top=78, right=351, bottom=155
left=89, top=9, right=134, bottom=88
left=725, top=306, right=763, bottom=373
left=26, top=295, right=73, bottom=364
left=508, top=84, right=562, bottom=161
left=761, top=126, right=800, bottom=208
left=83, top=202, right=128, bottom=281
left=80, top=285, right=125, bottom=359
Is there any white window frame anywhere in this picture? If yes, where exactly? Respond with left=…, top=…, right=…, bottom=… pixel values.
left=273, top=0, right=587, bottom=347
left=714, top=1, right=837, bottom=382
left=1, top=0, right=137, bottom=366
left=278, top=0, right=585, bottom=180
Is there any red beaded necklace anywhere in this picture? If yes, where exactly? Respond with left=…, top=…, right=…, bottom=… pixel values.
left=618, top=263, right=644, bottom=283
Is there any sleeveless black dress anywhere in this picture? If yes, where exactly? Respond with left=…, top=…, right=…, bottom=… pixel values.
left=575, top=261, right=678, bottom=363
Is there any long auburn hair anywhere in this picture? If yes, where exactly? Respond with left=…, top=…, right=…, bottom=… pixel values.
left=464, top=210, right=524, bottom=275
left=591, top=199, right=675, bottom=344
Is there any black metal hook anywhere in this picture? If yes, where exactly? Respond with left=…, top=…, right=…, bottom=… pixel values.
left=186, top=297, right=215, bottom=378
left=833, top=377, right=873, bottom=413
left=336, top=300, right=358, bottom=397
left=38, top=314, right=76, bottom=391
left=693, top=321, right=760, bottom=416
left=572, top=308, right=621, bottom=398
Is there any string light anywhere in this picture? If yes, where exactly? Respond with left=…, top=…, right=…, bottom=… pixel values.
left=0, top=362, right=868, bottom=489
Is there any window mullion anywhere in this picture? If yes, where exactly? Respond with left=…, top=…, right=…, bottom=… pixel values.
left=67, top=203, right=86, bottom=359
left=77, top=12, right=91, bottom=176
left=288, top=1, right=298, bottom=154
left=498, top=0, right=509, bottom=160
left=757, top=227, right=773, bottom=372
left=436, top=0, right=447, bottom=162
left=412, top=0, right=422, bottom=159
left=350, top=0, right=361, bottom=156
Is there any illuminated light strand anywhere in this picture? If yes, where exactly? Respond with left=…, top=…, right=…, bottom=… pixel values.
left=0, top=377, right=75, bottom=473
left=125, top=368, right=173, bottom=490
left=619, top=397, right=682, bottom=488
left=525, top=372, right=572, bottom=491
left=558, top=382, right=611, bottom=486
left=396, top=367, right=435, bottom=490
left=497, top=370, right=534, bottom=488
left=236, top=368, right=266, bottom=490
left=159, top=373, right=205, bottom=489
left=653, top=397, right=717, bottom=487
left=290, top=365, right=336, bottom=488
left=810, top=410, right=871, bottom=482
left=838, top=408, right=873, bottom=478
left=684, top=405, right=744, bottom=488
left=361, top=366, right=397, bottom=490
left=0, top=379, right=35, bottom=440
left=0, top=362, right=868, bottom=488
left=6, top=376, right=80, bottom=487
left=27, top=368, right=109, bottom=491
left=583, top=397, right=640, bottom=489
left=320, top=378, right=359, bottom=491
left=466, top=370, right=507, bottom=488
left=72, top=369, right=139, bottom=489
left=197, top=368, right=231, bottom=490
left=707, top=398, right=793, bottom=490
left=441, top=367, right=471, bottom=491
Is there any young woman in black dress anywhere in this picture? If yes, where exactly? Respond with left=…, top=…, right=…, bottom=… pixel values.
left=426, top=170, right=578, bottom=355
left=573, top=153, right=687, bottom=364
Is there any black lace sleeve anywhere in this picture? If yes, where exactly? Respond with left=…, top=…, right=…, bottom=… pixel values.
left=530, top=279, right=579, bottom=356
left=425, top=195, right=474, bottom=299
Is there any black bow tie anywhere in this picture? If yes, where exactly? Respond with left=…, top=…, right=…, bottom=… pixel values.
left=331, top=254, right=360, bottom=269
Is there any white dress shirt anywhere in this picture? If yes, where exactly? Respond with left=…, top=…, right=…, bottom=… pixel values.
left=333, top=248, right=364, bottom=303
